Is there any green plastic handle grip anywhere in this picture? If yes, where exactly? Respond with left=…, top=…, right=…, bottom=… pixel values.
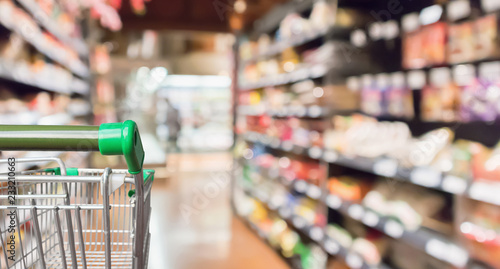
left=0, top=120, right=145, bottom=174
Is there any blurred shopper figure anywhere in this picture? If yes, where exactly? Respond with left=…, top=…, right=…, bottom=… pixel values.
left=166, top=99, right=181, bottom=152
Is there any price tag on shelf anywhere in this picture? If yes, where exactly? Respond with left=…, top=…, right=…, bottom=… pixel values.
left=259, top=135, right=270, bottom=145
left=346, top=76, right=361, bottom=91
left=294, top=180, right=308, bottom=193
left=326, top=194, right=343, bottom=209
left=384, top=220, right=404, bottom=238
left=441, top=175, right=467, bottom=194
left=348, top=204, right=364, bottom=220
left=292, top=216, right=306, bottom=229
left=306, top=185, right=322, bottom=199
left=362, top=211, right=380, bottom=227
left=420, top=5, right=444, bottom=26
left=324, top=239, right=340, bottom=255
left=281, top=141, right=293, bottom=151
left=323, top=150, right=339, bottom=163
left=308, top=147, right=323, bottom=159
left=309, top=226, right=324, bottom=242
left=270, top=138, right=281, bottom=149
left=279, top=206, right=292, bottom=219
left=346, top=253, right=363, bottom=269
left=447, top=0, right=471, bottom=22
left=410, top=167, right=441, bottom=188
left=296, top=106, right=307, bottom=117
left=373, top=159, right=398, bottom=177
left=268, top=168, right=280, bottom=179
left=247, top=132, right=258, bottom=142
left=269, top=196, right=284, bottom=210
left=383, top=20, right=399, bottom=40
left=481, top=0, right=500, bottom=13
left=425, top=239, right=447, bottom=262
left=307, top=106, right=323, bottom=118
left=446, top=244, right=469, bottom=267
left=469, top=181, right=500, bottom=205
left=295, top=68, right=309, bottom=81
left=407, top=70, right=426, bottom=90
left=310, top=64, right=327, bottom=78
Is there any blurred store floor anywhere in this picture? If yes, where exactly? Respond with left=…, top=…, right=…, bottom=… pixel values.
left=148, top=152, right=289, bottom=269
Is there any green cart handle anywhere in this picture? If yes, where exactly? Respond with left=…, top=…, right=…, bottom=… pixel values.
left=0, top=120, right=145, bottom=174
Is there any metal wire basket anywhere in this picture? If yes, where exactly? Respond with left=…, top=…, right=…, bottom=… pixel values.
left=0, top=121, right=154, bottom=269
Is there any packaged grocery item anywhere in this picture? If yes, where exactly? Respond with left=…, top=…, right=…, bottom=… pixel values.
left=281, top=47, right=301, bottom=73
left=239, top=40, right=255, bottom=61
left=326, top=224, right=352, bottom=248
left=294, top=197, right=326, bottom=227
left=390, top=240, right=454, bottom=269
left=449, top=139, right=476, bottom=180
left=360, top=74, right=384, bottom=117
left=351, top=231, right=388, bottom=266
left=459, top=201, right=500, bottom=268
left=471, top=141, right=500, bottom=182
left=475, top=14, right=500, bottom=60
left=402, top=9, right=447, bottom=69
left=421, top=68, right=460, bottom=122
left=454, top=63, right=498, bottom=122
left=309, top=1, right=336, bottom=31
left=257, top=34, right=271, bottom=55
left=279, top=13, right=311, bottom=41
left=448, top=21, right=475, bottom=64
left=402, top=26, right=425, bottom=69
left=328, top=176, right=372, bottom=202
left=387, top=72, right=414, bottom=118
left=405, top=127, right=454, bottom=168
left=364, top=181, right=446, bottom=231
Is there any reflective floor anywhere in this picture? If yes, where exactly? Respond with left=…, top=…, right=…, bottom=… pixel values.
left=148, top=152, right=289, bottom=269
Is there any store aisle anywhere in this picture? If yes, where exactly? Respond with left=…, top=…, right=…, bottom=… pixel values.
left=148, top=152, right=289, bottom=269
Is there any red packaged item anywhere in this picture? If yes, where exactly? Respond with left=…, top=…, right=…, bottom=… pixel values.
left=422, top=22, right=447, bottom=67
left=403, top=29, right=425, bottom=69
left=328, top=176, right=372, bottom=202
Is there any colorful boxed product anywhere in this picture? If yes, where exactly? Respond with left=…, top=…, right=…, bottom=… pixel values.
left=328, top=176, right=372, bottom=202
left=421, top=68, right=460, bottom=122
left=361, top=74, right=384, bottom=117
left=474, top=14, right=500, bottom=60
left=387, top=72, right=414, bottom=119
left=447, top=21, right=475, bottom=64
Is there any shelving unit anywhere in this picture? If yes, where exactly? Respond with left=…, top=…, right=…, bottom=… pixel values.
left=16, top=0, right=88, bottom=57
left=232, top=0, right=500, bottom=268
left=239, top=184, right=393, bottom=269
left=0, top=0, right=93, bottom=166
left=242, top=131, right=500, bottom=208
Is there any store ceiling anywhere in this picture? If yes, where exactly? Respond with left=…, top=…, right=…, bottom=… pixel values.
left=118, top=0, right=288, bottom=32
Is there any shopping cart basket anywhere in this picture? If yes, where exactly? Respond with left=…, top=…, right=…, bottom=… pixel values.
left=0, top=121, right=154, bottom=269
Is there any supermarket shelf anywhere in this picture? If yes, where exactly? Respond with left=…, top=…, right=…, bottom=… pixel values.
left=239, top=63, right=330, bottom=90
left=240, top=157, right=467, bottom=268
left=242, top=25, right=353, bottom=65
left=0, top=59, right=89, bottom=95
left=238, top=105, right=340, bottom=118
left=242, top=28, right=329, bottom=64
left=238, top=215, right=303, bottom=268
left=16, top=0, right=89, bottom=57
left=242, top=186, right=391, bottom=269
left=0, top=7, right=89, bottom=78
left=241, top=132, right=500, bottom=207
left=323, top=192, right=468, bottom=268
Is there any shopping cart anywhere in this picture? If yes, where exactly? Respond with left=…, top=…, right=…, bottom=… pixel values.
left=0, top=121, right=154, bottom=269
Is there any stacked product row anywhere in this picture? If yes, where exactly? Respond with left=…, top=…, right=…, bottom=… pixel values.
left=234, top=0, right=500, bottom=268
